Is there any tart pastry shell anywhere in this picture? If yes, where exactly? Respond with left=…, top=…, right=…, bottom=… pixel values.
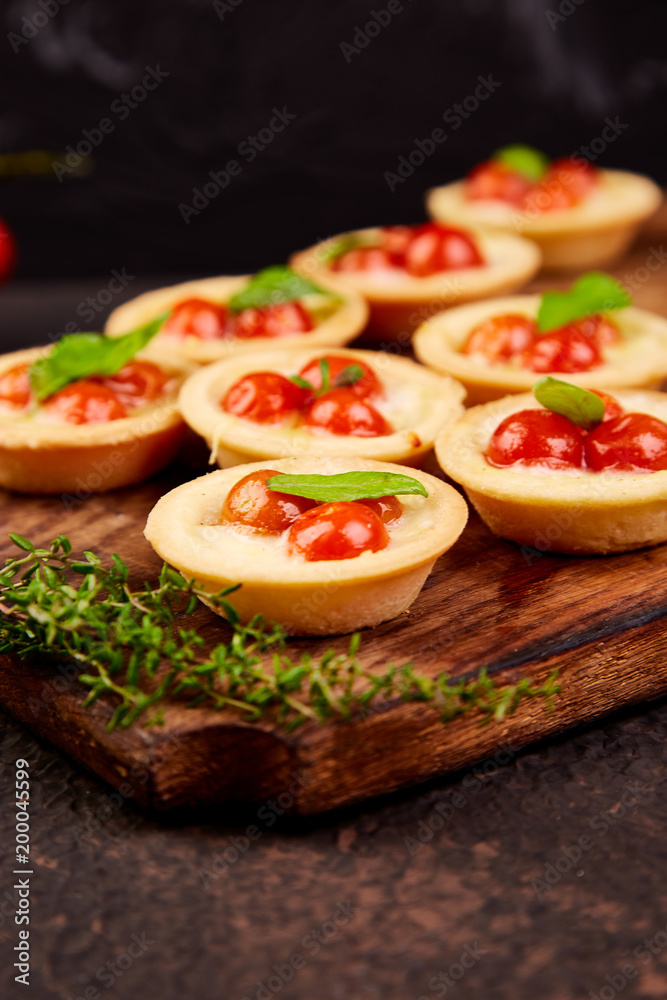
left=413, top=296, right=667, bottom=405
left=144, top=456, right=468, bottom=635
left=290, top=230, right=541, bottom=342
left=436, top=390, right=667, bottom=554
left=0, top=348, right=191, bottom=495
left=178, top=347, right=466, bottom=468
left=104, top=273, right=369, bottom=365
left=426, top=170, right=662, bottom=272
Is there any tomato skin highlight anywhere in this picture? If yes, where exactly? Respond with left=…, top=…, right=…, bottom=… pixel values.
left=287, top=501, right=389, bottom=561
left=465, top=161, right=533, bottom=205
left=45, top=381, right=128, bottom=424
left=486, top=409, right=585, bottom=470
left=222, top=469, right=318, bottom=533
left=0, top=364, right=31, bottom=408
left=304, top=388, right=393, bottom=437
left=162, top=298, right=230, bottom=340
left=223, top=372, right=308, bottom=424
left=297, top=355, right=383, bottom=400
left=402, top=224, right=483, bottom=276
left=462, top=314, right=537, bottom=362
left=101, top=361, right=169, bottom=408
left=359, top=495, right=403, bottom=524
left=584, top=413, right=667, bottom=473
left=521, top=327, right=602, bottom=374
left=232, top=301, right=314, bottom=339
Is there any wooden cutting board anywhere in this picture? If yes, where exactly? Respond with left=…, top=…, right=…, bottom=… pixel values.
left=3, top=221, right=667, bottom=816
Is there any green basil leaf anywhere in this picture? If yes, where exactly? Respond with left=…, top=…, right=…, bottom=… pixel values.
left=537, top=272, right=631, bottom=333
left=266, top=472, right=428, bottom=502
left=289, top=376, right=314, bottom=391
left=318, top=358, right=330, bottom=394
left=533, top=376, right=605, bottom=430
left=492, top=144, right=550, bottom=181
left=228, top=265, right=325, bottom=313
left=333, top=364, right=364, bottom=388
left=317, top=232, right=382, bottom=265
left=29, top=313, right=167, bottom=402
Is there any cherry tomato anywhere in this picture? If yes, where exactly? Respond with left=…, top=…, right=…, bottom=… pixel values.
left=0, top=218, right=16, bottom=283
left=571, top=313, right=621, bottom=349
left=0, top=364, right=31, bottom=408
left=359, top=495, right=403, bottom=524
left=222, top=372, right=308, bottom=424
left=161, top=298, right=229, bottom=340
left=287, top=501, right=389, bottom=561
left=297, top=355, right=383, bottom=400
left=588, top=389, right=624, bottom=422
left=232, top=301, right=314, bottom=339
left=102, top=361, right=170, bottom=408
left=402, top=224, right=483, bottom=276
left=221, top=469, right=318, bottom=533
left=486, top=409, right=584, bottom=470
left=584, top=413, right=667, bottom=473
left=45, top=381, right=127, bottom=424
left=465, top=160, right=533, bottom=205
left=304, top=388, right=393, bottom=437
left=380, top=226, right=415, bottom=255
left=331, top=247, right=399, bottom=271
left=461, top=314, right=537, bottom=362
left=521, top=327, right=602, bottom=373
left=527, top=158, right=598, bottom=212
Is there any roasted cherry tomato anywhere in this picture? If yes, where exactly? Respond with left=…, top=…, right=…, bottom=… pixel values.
left=101, top=361, right=170, bottom=408
left=287, top=500, right=389, bottom=561
left=45, top=381, right=127, bottom=424
left=232, top=301, right=314, bottom=339
left=584, top=413, right=667, bottom=473
left=331, top=247, right=399, bottom=272
left=402, top=223, right=483, bottom=276
left=465, top=160, right=533, bottom=205
left=521, top=327, right=602, bottom=373
left=161, top=298, right=229, bottom=340
left=304, top=388, right=392, bottom=437
left=359, top=495, right=403, bottom=524
left=0, top=364, right=31, bottom=408
left=221, top=469, right=318, bottom=533
left=222, top=372, right=308, bottom=424
left=297, top=355, right=383, bottom=400
left=486, top=409, right=584, bottom=470
left=461, top=314, right=537, bottom=362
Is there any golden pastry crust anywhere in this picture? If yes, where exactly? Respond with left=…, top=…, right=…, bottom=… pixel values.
left=104, top=273, right=369, bottom=365
left=0, top=347, right=192, bottom=494
left=289, top=229, right=541, bottom=341
left=144, top=456, right=468, bottom=635
left=436, top=390, right=667, bottom=554
left=426, top=170, right=662, bottom=271
left=178, top=347, right=466, bottom=468
left=413, top=296, right=667, bottom=405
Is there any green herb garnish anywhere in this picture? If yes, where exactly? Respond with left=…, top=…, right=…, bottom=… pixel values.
left=29, top=314, right=167, bottom=402
left=533, top=376, right=604, bottom=430
left=228, top=265, right=325, bottom=313
left=289, top=359, right=365, bottom=395
left=492, top=144, right=550, bottom=182
left=267, top=471, right=428, bottom=503
left=0, top=535, right=561, bottom=732
left=537, top=272, right=631, bottom=334
left=317, top=232, right=381, bottom=265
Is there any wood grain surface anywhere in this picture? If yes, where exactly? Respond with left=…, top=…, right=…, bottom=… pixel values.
left=3, top=219, right=667, bottom=815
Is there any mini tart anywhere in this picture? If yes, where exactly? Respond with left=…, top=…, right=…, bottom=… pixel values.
left=178, top=347, right=466, bottom=468
left=436, top=390, right=667, bottom=555
left=426, top=170, right=662, bottom=272
left=103, top=273, right=368, bottom=365
left=289, top=229, right=541, bottom=342
left=413, top=295, right=667, bottom=406
left=0, top=347, right=192, bottom=495
left=144, top=456, right=468, bottom=635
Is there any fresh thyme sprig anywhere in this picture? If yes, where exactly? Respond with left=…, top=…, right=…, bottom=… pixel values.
left=0, top=535, right=561, bottom=733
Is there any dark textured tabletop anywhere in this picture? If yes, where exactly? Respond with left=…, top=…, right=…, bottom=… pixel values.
left=2, top=272, right=667, bottom=1000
